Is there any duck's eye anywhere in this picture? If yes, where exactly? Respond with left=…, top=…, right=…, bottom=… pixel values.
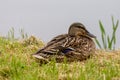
left=75, top=26, right=81, bottom=28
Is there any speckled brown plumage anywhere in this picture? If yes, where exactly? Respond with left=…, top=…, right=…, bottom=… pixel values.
left=32, top=22, right=96, bottom=63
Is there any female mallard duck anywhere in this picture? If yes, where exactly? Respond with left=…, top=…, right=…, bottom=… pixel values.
left=33, top=22, right=96, bottom=63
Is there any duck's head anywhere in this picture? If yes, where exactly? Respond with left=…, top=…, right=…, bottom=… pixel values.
left=68, top=22, right=96, bottom=38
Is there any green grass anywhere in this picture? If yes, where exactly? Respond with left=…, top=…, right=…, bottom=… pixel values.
left=0, top=36, right=120, bottom=80
left=95, top=16, right=119, bottom=50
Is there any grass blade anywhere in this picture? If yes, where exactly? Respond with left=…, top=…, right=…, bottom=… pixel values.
left=107, top=36, right=112, bottom=49
left=95, top=38, right=102, bottom=49
left=99, top=21, right=107, bottom=49
left=96, top=17, right=119, bottom=50
left=99, top=20, right=106, bottom=35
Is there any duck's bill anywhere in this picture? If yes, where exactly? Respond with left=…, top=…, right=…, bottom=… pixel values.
left=87, top=32, right=96, bottom=38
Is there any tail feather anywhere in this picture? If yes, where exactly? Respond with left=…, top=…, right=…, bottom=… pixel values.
left=32, top=52, right=49, bottom=62
left=32, top=54, right=45, bottom=59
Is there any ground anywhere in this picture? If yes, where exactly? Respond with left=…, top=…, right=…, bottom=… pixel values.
left=0, top=36, right=120, bottom=80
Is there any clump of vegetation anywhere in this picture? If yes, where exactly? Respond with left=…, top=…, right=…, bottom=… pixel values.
left=19, top=35, right=44, bottom=47
left=95, top=16, right=119, bottom=50
left=7, top=27, right=15, bottom=41
left=19, top=28, right=28, bottom=39
left=7, top=28, right=28, bottom=41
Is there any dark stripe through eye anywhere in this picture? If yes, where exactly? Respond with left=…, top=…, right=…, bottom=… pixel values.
left=75, top=25, right=85, bottom=29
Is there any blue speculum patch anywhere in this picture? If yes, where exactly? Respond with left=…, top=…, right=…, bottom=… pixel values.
left=61, top=48, right=73, bottom=54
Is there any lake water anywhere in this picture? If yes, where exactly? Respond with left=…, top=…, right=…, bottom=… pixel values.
left=0, top=0, right=120, bottom=48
